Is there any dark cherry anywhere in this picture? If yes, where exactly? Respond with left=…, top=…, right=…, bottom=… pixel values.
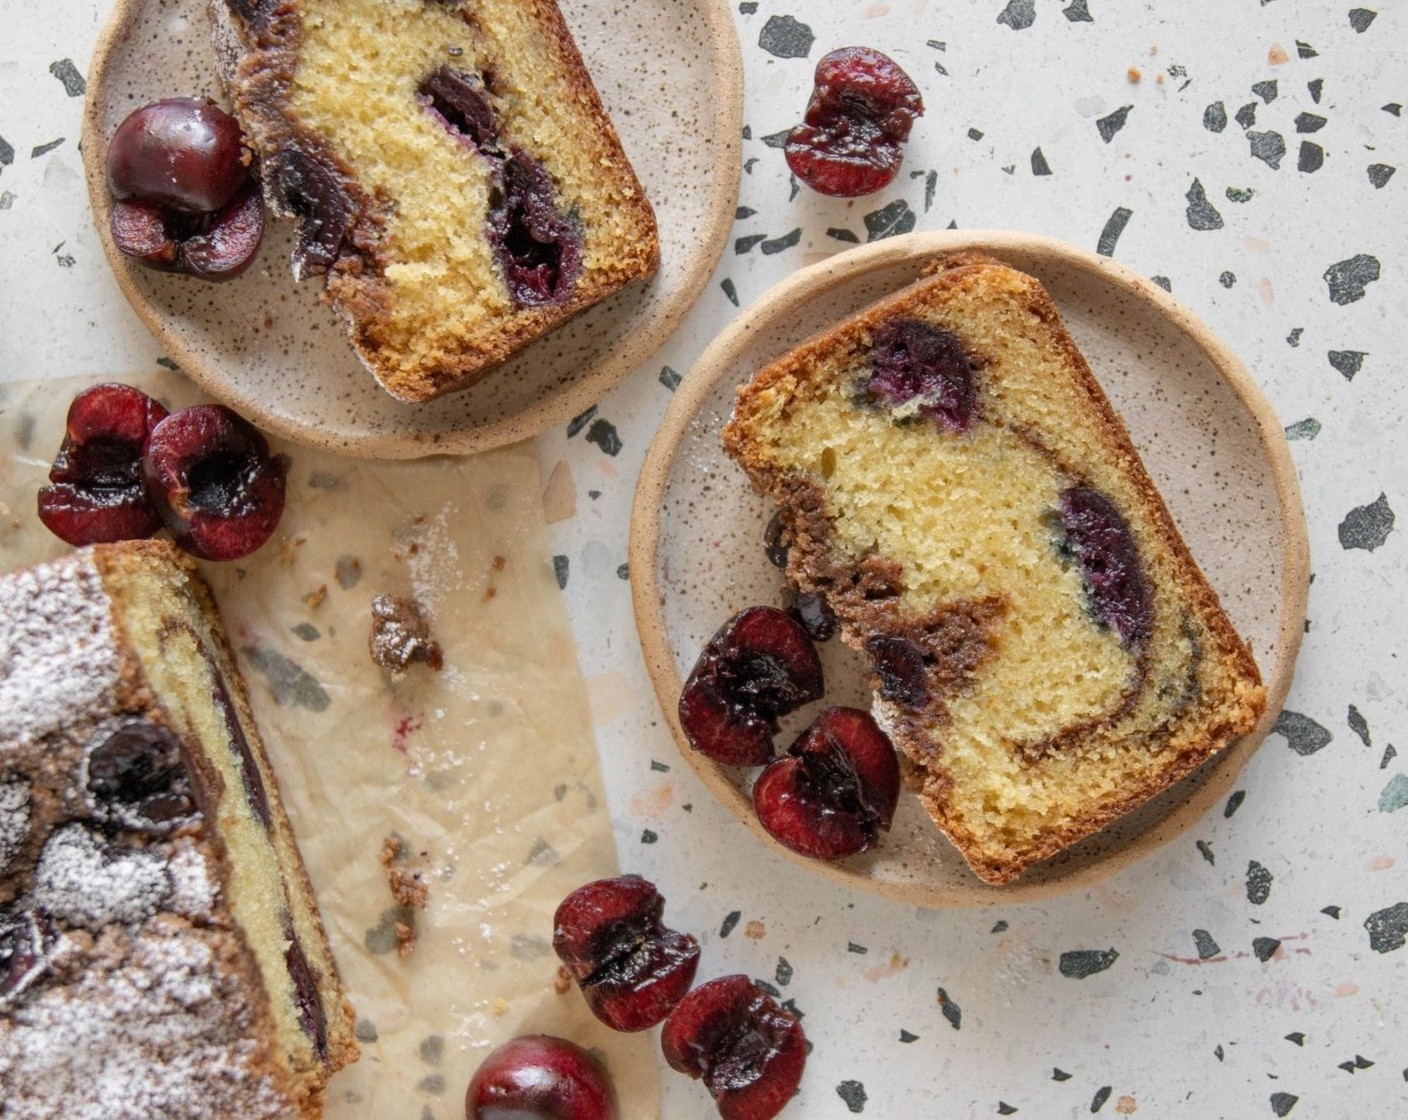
left=783, top=588, right=837, bottom=643
left=465, top=1035, right=618, bottom=1120
left=661, top=974, right=806, bottom=1120
left=141, top=404, right=287, bottom=561
left=553, top=875, right=700, bottom=1033
left=420, top=66, right=501, bottom=154
left=265, top=149, right=356, bottom=276
left=110, top=181, right=265, bottom=281
left=283, top=916, right=329, bottom=1061
left=865, top=634, right=929, bottom=709
left=863, top=319, right=977, bottom=432
left=211, top=667, right=272, bottom=828
left=37, top=383, right=168, bottom=547
left=107, top=98, right=248, bottom=214
left=752, top=707, right=900, bottom=861
left=488, top=151, right=582, bottom=307
left=678, top=607, right=824, bottom=767
left=784, top=46, right=924, bottom=198
left=87, top=720, right=198, bottom=832
left=1057, top=485, right=1152, bottom=647
left=763, top=511, right=790, bottom=569
left=0, top=910, right=51, bottom=1008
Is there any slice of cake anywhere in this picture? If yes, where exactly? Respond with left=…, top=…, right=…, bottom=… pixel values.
left=722, top=253, right=1266, bottom=884
left=0, top=541, right=357, bottom=1117
left=209, top=0, right=660, bottom=401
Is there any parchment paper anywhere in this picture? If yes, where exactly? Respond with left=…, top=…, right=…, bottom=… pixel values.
left=0, top=371, right=660, bottom=1119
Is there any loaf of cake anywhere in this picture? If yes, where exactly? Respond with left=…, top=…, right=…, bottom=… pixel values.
left=722, top=253, right=1266, bottom=884
left=209, top=0, right=659, bottom=402
left=0, top=541, right=357, bottom=1117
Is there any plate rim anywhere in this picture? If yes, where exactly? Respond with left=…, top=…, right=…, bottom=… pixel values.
left=629, top=229, right=1311, bottom=907
left=80, top=0, right=744, bottom=459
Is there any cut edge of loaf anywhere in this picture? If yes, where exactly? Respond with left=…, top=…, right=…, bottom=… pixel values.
left=723, top=252, right=1266, bottom=885
left=94, top=541, right=359, bottom=1107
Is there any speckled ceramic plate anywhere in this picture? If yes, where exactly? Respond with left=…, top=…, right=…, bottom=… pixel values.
left=81, top=0, right=742, bottom=458
left=631, top=230, right=1310, bottom=907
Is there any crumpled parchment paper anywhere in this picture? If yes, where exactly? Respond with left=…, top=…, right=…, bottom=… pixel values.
left=0, top=371, right=659, bottom=1119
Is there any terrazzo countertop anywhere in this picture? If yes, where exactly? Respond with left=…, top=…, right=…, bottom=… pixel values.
left=1, top=1, right=1404, bottom=1117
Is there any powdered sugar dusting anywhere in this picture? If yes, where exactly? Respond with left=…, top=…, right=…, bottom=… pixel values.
left=0, top=777, right=30, bottom=872
left=0, top=554, right=121, bottom=755
left=165, top=840, right=220, bottom=920
left=0, top=920, right=288, bottom=1120
left=33, top=825, right=172, bottom=931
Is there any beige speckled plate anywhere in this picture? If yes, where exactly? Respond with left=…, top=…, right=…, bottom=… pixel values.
left=630, top=230, right=1310, bottom=907
left=81, top=0, right=742, bottom=458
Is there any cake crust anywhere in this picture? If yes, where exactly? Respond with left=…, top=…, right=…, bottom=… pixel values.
left=723, top=253, right=1266, bottom=884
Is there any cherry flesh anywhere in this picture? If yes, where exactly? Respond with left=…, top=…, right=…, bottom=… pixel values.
left=1057, top=485, right=1152, bottom=648
left=753, top=707, right=900, bottom=861
left=863, top=319, right=977, bottom=432
left=110, top=181, right=264, bottom=281
left=678, top=607, right=824, bottom=767
left=662, top=974, right=806, bottom=1120
left=141, top=404, right=287, bottom=561
left=37, top=383, right=168, bottom=546
left=784, top=47, right=924, bottom=198
left=488, top=152, right=582, bottom=307
left=553, top=875, right=700, bottom=1032
left=465, top=1035, right=618, bottom=1120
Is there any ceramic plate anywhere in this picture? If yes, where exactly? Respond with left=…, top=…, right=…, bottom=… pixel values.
left=630, top=230, right=1310, bottom=907
left=81, top=0, right=742, bottom=458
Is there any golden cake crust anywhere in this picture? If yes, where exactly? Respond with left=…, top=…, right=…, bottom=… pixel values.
left=723, top=253, right=1266, bottom=884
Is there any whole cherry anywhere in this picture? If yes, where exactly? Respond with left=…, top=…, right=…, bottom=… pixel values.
left=37, top=382, right=168, bottom=547
left=465, top=1035, right=618, bottom=1120
left=107, top=98, right=249, bottom=213
left=141, top=403, right=287, bottom=561
left=553, top=875, right=700, bottom=1032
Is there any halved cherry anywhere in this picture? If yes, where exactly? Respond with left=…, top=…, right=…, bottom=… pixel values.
left=753, top=707, right=900, bottom=861
left=553, top=875, right=699, bottom=1032
left=37, top=382, right=168, bottom=546
left=141, top=404, right=286, bottom=561
left=678, top=607, right=823, bottom=767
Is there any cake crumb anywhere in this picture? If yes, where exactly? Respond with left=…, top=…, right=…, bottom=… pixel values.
left=1127, top=66, right=1142, bottom=82
left=379, top=835, right=402, bottom=866
left=304, top=584, right=328, bottom=610
left=369, top=594, right=444, bottom=674
left=389, top=867, right=429, bottom=911
left=744, top=920, right=766, bottom=940
left=554, top=965, right=573, bottom=995
left=394, top=921, right=416, bottom=958
left=491, top=998, right=510, bottom=1016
